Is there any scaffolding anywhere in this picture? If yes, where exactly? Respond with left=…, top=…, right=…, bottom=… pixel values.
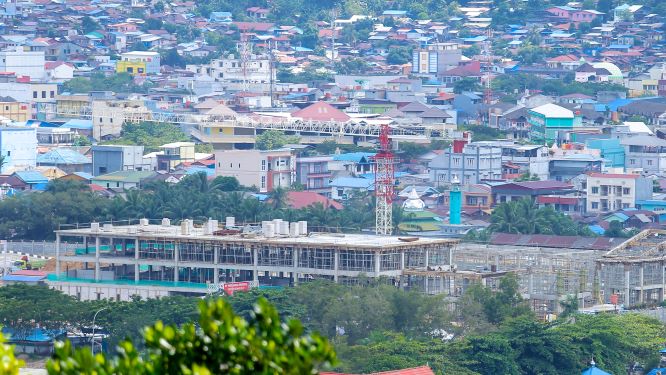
left=598, top=230, right=666, bottom=307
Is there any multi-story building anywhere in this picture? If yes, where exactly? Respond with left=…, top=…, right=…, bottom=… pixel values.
left=55, top=94, right=90, bottom=118
left=0, top=47, right=45, bottom=80
left=50, top=219, right=456, bottom=300
left=91, top=145, right=148, bottom=176
left=185, top=54, right=275, bottom=92
left=585, top=172, right=652, bottom=213
left=0, top=96, right=29, bottom=121
left=215, top=149, right=295, bottom=192
left=621, top=135, right=666, bottom=174
left=156, top=142, right=195, bottom=171
left=295, top=155, right=333, bottom=195
left=411, top=43, right=462, bottom=78
left=0, top=127, right=37, bottom=173
left=117, top=51, right=161, bottom=75
left=528, top=103, right=579, bottom=142
left=91, top=100, right=152, bottom=139
left=429, top=140, right=502, bottom=185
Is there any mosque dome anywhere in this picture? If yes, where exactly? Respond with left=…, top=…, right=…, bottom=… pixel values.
left=403, top=187, right=426, bottom=212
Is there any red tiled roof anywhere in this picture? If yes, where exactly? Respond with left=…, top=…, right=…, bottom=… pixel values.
left=536, top=196, right=579, bottom=205
left=287, top=191, right=343, bottom=210
left=232, top=21, right=274, bottom=32
left=292, top=101, right=350, bottom=122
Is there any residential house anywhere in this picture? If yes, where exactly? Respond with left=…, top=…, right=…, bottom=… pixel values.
left=44, top=61, right=74, bottom=82
left=329, top=152, right=375, bottom=176
left=296, top=155, right=333, bottom=195
left=285, top=191, right=343, bottom=210
left=429, top=140, right=503, bottom=185
left=585, top=172, right=652, bottom=213
left=12, top=170, right=48, bottom=191
left=0, top=96, right=29, bottom=122
left=330, top=176, right=373, bottom=200
left=91, top=170, right=155, bottom=190
left=36, top=148, right=91, bottom=174
left=491, top=180, right=576, bottom=205
left=549, top=154, right=603, bottom=182
left=0, top=47, right=45, bottom=80
left=621, top=135, right=666, bottom=174
left=116, top=51, right=160, bottom=75
left=214, top=149, right=295, bottom=192
left=156, top=142, right=195, bottom=171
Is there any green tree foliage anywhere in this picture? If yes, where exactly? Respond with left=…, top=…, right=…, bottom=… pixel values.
left=461, top=125, right=506, bottom=141
left=255, top=130, right=300, bottom=150
left=0, top=332, right=23, bottom=375
left=47, top=298, right=335, bottom=374
left=101, top=121, right=189, bottom=153
left=80, top=16, right=100, bottom=34
left=488, top=199, right=591, bottom=236
left=453, top=77, right=482, bottom=94
left=334, top=58, right=370, bottom=75
left=386, top=46, right=412, bottom=65
left=62, top=73, right=151, bottom=94
left=493, top=73, right=627, bottom=97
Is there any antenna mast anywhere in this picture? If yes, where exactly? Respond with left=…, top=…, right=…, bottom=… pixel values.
left=374, top=124, right=395, bottom=236
left=483, top=27, right=493, bottom=105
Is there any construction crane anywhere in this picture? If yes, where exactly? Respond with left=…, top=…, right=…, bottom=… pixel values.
left=373, top=124, right=395, bottom=236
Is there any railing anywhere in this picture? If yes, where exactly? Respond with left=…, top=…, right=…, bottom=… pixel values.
left=4, top=241, right=79, bottom=257
left=46, top=274, right=209, bottom=289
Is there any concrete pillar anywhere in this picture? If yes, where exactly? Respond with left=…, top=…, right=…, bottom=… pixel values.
left=400, top=251, right=405, bottom=270
left=134, top=238, right=139, bottom=282
left=425, top=249, right=430, bottom=269
left=624, top=264, right=631, bottom=306
left=424, top=276, right=429, bottom=294
left=292, top=248, right=298, bottom=285
left=449, top=274, right=455, bottom=296
left=94, top=237, right=100, bottom=281
left=55, top=233, right=61, bottom=276
left=528, top=271, right=534, bottom=298
left=333, top=250, right=339, bottom=283
left=252, top=246, right=259, bottom=284
left=174, top=243, right=179, bottom=283
left=659, top=262, right=666, bottom=302
left=213, top=245, right=219, bottom=284
left=639, top=263, right=644, bottom=304
left=439, top=275, right=445, bottom=295
left=374, top=251, right=381, bottom=275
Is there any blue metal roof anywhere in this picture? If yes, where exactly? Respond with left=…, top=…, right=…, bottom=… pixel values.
left=13, top=170, right=48, bottom=184
left=2, top=275, right=45, bottom=282
left=588, top=225, right=605, bottom=235
left=72, top=171, right=93, bottom=180
left=648, top=368, right=666, bottom=375
left=332, top=152, right=375, bottom=163
left=62, top=119, right=93, bottom=130
left=582, top=365, right=611, bottom=375
left=330, top=177, right=374, bottom=189
left=37, top=148, right=91, bottom=165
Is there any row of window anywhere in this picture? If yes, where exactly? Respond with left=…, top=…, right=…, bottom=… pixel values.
left=33, top=90, right=55, bottom=99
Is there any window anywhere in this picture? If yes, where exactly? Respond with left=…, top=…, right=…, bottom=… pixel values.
left=591, top=202, right=599, bottom=209
left=6, top=151, right=9, bottom=156
left=41, top=91, right=46, bottom=99
left=630, top=159, right=636, bottom=165
left=261, top=176, right=266, bottom=188
left=116, top=182, right=120, bottom=187
left=261, top=160, right=266, bottom=171
left=648, top=159, right=653, bottom=166
left=4, top=106, right=7, bottom=111
left=467, top=158, right=474, bottom=166
left=50, top=91, right=54, bottom=98
left=623, top=203, right=630, bottom=209
left=110, top=118, right=113, bottom=123
left=623, top=188, right=630, bottom=195
left=230, top=163, right=232, bottom=168
left=99, top=117, right=102, bottom=122
left=238, top=163, right=240, bottom=168
left=33, top=91, right=37, bottom=99
left=591, top=186, right=599, bottom=194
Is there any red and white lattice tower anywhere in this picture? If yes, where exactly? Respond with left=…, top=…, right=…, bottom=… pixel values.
left=239, top=33, right=252, bottom=92
left=374, top=124, right=395, bottom=236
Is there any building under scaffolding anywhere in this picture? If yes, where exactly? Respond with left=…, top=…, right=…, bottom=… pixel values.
left=50, top=218, right=456, bottom=301
left=405, top=239, right=613, bottom=318
left=598, top=230, right=666, bottom=308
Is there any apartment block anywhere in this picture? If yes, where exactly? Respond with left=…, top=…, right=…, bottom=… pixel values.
left=215, top=149, right=295, bottom=192
left=429, top=140, right=502, bottom=185
left=585, top=173, right=652, bottom=213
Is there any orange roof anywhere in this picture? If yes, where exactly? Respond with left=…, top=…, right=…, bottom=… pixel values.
left=286, top=191, right=343, bottom=210
left=587, top=172, right=639, bottom=179
left=292, top=101, right=350, bottom=122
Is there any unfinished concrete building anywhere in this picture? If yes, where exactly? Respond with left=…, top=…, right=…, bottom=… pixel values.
left=50, top=218, right=457, bottom=301
left=405, top=235, right=619, bottom=318
left=598, top=230, right=666, bottom=307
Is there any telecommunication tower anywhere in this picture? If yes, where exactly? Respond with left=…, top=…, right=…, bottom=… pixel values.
left=374, top=124, right=395, bottom=236
left=239, top=33, right=252, bottom=92
left=483, top=27, right=493, bottom=104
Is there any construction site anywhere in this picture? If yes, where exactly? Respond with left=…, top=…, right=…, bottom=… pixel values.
left=49, top=218, right=457, bottom=301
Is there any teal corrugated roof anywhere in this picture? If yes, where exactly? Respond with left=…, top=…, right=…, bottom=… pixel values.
left=37, top=148, right=90, bottom=165
left=332, top=152, right=375, bottom=163
left=14, top=170, right=48, bottom=183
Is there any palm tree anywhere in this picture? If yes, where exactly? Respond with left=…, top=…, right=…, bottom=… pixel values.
left=0, top=154, right=6, bottom=173
left=269, top=187, right=289, bottom=210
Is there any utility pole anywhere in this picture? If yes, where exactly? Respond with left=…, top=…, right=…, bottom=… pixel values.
left=269, top=39, right=275, bottom=108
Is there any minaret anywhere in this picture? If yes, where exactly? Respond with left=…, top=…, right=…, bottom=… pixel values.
left=449, top=176, right=461, bottom=225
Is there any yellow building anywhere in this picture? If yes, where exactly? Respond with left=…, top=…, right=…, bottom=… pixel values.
left=56, top=94, right=89, bottom=117
left=116, top=60, right=147, bottom=75
left=0, top=99, right=30, bottom=121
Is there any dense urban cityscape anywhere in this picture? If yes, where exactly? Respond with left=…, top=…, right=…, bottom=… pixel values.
left=4, top=0, right=666, bottom=373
